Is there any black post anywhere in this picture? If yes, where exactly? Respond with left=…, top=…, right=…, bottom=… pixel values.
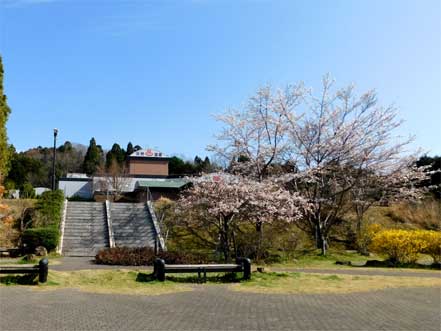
left=154, top=258, right=165, bottom=281
left=52, top=128, right=58, bottom=191
left=38, top=258, right=49, bottom=283
left=237, top=257, right=251, bottom=280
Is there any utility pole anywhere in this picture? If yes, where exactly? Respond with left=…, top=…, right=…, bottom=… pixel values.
left=52, top=128, right=58, bottom=190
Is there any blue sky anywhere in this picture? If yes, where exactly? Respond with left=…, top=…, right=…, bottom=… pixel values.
left=1, top=0, right=440, bottom=158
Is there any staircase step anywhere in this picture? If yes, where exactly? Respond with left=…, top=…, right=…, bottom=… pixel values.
left=62, top=201, right=109, bottom=256
left=63, top=201, right=158, bottom=256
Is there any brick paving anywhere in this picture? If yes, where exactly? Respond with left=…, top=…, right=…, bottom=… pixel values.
left=1, top=286, right=440, bottom=330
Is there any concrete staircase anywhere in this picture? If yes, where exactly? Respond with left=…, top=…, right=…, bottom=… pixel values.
left=62, top=202, right=110, bottom=256
left=110, top=203, right=156, bottom=248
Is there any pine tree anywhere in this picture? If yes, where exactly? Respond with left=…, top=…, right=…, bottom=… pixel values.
left=82, top=138, right=102, bottom=175
left=106, top=143, right=125, bottom=168
left=125, top=142, right=134, bottom=159
left=0, top=55, right=11, bottom=180
left=202, top=156, right=211, bottom=172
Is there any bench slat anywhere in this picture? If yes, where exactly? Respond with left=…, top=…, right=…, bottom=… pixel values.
left=165, top=267, right=242, bottom=273
left=153, top=258, right=251, bottom=282
left=164, top=264, right=239, bottom=269
left=0, top=267, right=39, bottom=274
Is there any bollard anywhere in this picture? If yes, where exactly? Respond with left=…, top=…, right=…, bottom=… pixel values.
left=38, top=258, right=49, bottom=283
left=237, top=257, right=251, bottom=280
left=154, top=258, right=165, bottom=281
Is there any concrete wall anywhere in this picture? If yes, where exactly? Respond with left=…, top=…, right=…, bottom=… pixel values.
left=59, top=179, right=93, bottom=199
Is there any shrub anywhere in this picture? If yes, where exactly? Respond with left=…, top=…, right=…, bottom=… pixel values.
left=21, top=227, right=59, bottom=252
left=34, top=190, right=64, bottom=227
left=95, top=247, right=211, bottom=266
left=356, top=223, right=382, bottom=255
left=419, top=230, right=441, bottom=263
left=370, top=229, right=423, bottom=264
left=370, top=229, right=441, bottom=265
left=20, top=183, right=35, bottom=199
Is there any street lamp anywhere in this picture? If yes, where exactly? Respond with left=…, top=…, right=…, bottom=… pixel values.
left=52, top=128, right=58, bottom=190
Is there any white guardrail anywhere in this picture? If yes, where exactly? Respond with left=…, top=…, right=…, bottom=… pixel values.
left=105, top=200, right=115, bottom=248
left=146, top=201, right=166, bottom=251
left=57, top=199, right=68, bottom=255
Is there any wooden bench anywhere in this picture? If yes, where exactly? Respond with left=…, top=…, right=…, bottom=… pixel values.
left=0, top=258, right=49, bottom=283
left=153, top=257, right=251, bottom=282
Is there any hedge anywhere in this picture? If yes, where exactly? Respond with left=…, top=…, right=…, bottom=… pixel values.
left=35, top=189, right=64, bottom=227
left=21, top=227, right=59, bottom=252
left=95, top=247, right=210, bottom=266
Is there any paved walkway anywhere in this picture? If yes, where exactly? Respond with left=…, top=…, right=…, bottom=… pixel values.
left=1, top=286, right=439, bottom=330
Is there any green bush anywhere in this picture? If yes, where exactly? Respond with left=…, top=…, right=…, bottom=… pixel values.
left=21, top=227, right=59, bottom=252
left=35, top=190, right=64, bottom=227
left=20, top=183, right=35, bottom=199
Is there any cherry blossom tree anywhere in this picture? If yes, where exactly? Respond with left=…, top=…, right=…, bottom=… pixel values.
left=210, top=74, right=428, bottom=255
left=277, top=75, right=428, bottom=254
left=207, top=85, right=304, bottom=181
left=178, top=173, right=306, bottom=261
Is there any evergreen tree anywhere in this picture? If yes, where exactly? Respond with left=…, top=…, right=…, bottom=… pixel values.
left=57, top=141, right=73, bottom=153
left=0, top=56, right=11, bottom=179
left=194, top=156, right=203, bottom=166
left=125, top=142, right=134, bottom=159
left=82, top=138, right=102, bottom=175
left=202, top=156, right=211, bottom=172
left=106, top=143, right=125, bottom=168
left=169, top=156, right=186, bottom=175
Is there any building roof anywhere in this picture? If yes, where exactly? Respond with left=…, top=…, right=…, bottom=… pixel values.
left=136, top=179, right=190, bottom=189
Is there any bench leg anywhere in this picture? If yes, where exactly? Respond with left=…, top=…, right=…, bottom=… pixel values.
left=154, top=258, right=165, bottom=282
left=237, top=258, right=251, bottom=280
left=38, top=258, right=49, bottom=283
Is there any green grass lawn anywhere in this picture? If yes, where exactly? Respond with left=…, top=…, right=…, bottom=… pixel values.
left=264, top=249, right=438, bottom=272
left=232, top=271, right=441, bottom=294
left=0, top=253, right=61, bottom=265
left=2, top=267, right=440, bottom=295
left=0, top=269, right=191, bottom=295
left=265, top=249, right=373, bottom=269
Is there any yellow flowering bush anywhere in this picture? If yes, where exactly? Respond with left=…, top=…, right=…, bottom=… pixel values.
left=356, top=223, right=382, bottom=255
left=419, top=230, right=441, bottom=263
left=370, top=229, right=428, bottom=264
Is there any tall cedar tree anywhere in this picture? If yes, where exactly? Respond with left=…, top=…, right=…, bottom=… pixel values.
left=0, top=56, right=11, bottom=179
left=82, top=138, right=103, bottom=175
left=105, top=143, right=125, bottom=169
left=125, top=142, right=134, bottom=159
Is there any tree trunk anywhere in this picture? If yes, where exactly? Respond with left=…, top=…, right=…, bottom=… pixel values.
left=256, top=220, right=263, bottom=261
left=232, top=229, right=238, bottom=259
left=221, top=218, right=230, bottom=262
left=314, top=223, right=328, bottom=255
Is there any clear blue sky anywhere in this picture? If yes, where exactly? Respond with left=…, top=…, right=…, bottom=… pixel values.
left=1, top=0, right=440, bottom=158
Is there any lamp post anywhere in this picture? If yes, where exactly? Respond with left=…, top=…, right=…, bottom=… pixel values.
left=52, top=128, right=58, bottom=190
